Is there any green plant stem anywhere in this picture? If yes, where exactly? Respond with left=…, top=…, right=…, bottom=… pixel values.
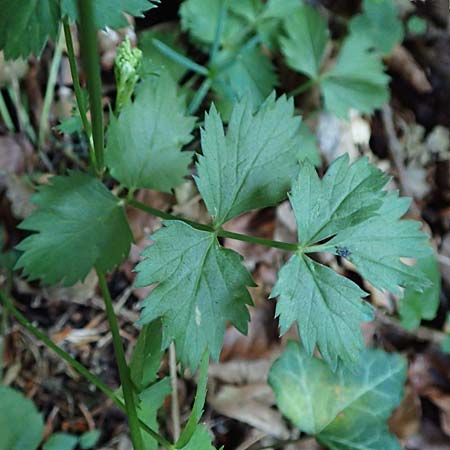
left=288, top=77, right=319, bottom=97
left=0, top=290, right=173, bottom=449
left=127, top=198, right=299, bottom=252
left=209, top=0, right=228, bottom=64
left=0, top=90, right=14, bottom=131
left=38, top=25, right=65, bottom=151
left=152, top=38, right=209, bottom=76
left=187, top=78, right=212, bottom=115
left=96, top=270, right=145, bottom=450
left=78, top=0, right=104, bottom=174
left=62, top=17, right=97, bottom=171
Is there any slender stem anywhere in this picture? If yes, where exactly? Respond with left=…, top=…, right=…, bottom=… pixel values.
left=288, top=77, right=319, bottom=98
left=127, top=198, right=299, bottom=252
left=169, top=342, right=180, bottom=441
left=96, top=270, right=144, bottom=450
left=0, top=290, right=172, bottom=449
left=152, top=38, right=209, bottom=76
left=38, top=25, right=65, bottom=150
left=209, top=0, right=228, bottom=64
left=215, top=34, right=261, bottom=73
left=78, top=0, right=104, bottom=174
left=0, top=90, right=14, bottom=131
left=187, top=78, right=212, bottom=115
left=62, top=17, right=97, bottom=171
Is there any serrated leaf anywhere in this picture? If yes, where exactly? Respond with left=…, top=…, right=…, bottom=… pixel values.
left=321, top=34, right=390, bottom=118
left=268, top=342, right=406, bottom=450
left=139, top=28, right=188, bottom=81
left=293, top=155, right=388, bottom=246
left=139, top=378, right=171, bottom=450
left=213, top=46, right=278, bottom=119
left=0, top=0, right=60, bottom=59
left=298, top=123, right=321, bottom=167
left=15, top=172, right=133, bottom=286
left=43, top=433, right=78, bottom=450
left=280, top=5, right=329, bottom=78
left=328, top=191, right=431, bottom=294
left=262, top=0, right=302, bottom=19
left=61, top=0, right=159, bottom=30
left=399, top=253, right=441, bottom=330
left=105, top=75, right=195, bottom=192
left=176, top=351, right=209, bottom=447
left=130, top=320, right=164, bottom=392
left=0, top=385, right=44, bottom=450
left=196, top=93, right=302, bottom=226
left=271, top=254, right=373, bottom=368
left=178, top=425, right=217, bottom=450
left=135, top=221, right=254, bottom=370
left=349, top=0, right=404, bottom=55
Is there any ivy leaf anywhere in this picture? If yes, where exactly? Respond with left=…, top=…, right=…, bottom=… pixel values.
left=135, top=221, right=254, bottom=370
left=271, top=254, right=373, bottom=368
left=280, top=4, right=329, bottom=78
left=0, top=0, right=60, bottom=59
left=105, top=74, right=195, bottom=192
left=15, top=172, right=133, bottom=286
left=61, top=0, right=159, bottom=30
left=0, top=386, right=44, bottom=450
left=293, top=155, right=388, bottom=246
left=213, top=46, right=278, bottom=119
left=349, top=0, right=404, bottom=55
left=269, top=342, right=406, bottom=450
left=321, top=34, right=390, bottom=118
left=327, top=191, right=432, bottom=294
left=399, top=254, right=441, bottom=330
left=129, top=320, right=164, bottom=392
left=196, top=93, right=302, bottom=226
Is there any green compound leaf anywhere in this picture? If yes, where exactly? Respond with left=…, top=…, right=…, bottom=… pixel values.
left=349, top=0, right=404, bottom=55
left=0, top=0, right=60, bottom=59
left=213, top=46, right=278, bottom=119
left=271, top=254, right=373, bottom=369
left=321, top=34, right=390, bottom=118
left=61, top=0, right=159, bottom=30
left=196, top=93, right=302, bottom=227
left=269, top=342, right=406, bottom=450
left=293, top=155, right=389, bottom=246
left=15, top=172, right=133, bottom=286
left=106, top=74, right=195, bottom=192
left=0, top=385, right=44, bottom=450
left=280, top=4, right=329, bottom=78
left=135, top=221, right=254, bottom=370
left=399, top=253, right=441, bottom=330
left=328, top=191, right=432, bottom=294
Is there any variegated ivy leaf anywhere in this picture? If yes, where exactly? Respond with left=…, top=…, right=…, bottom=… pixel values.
left=269, top=342, right=406, bottom=450
left=271, top=156, right=430, bottom=368
left=135, top=221, right=254, bottom=370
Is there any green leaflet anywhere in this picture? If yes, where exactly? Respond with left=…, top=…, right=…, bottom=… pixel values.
left=327, top=191, right=432, bottom=294
left=213, top=46, right=278, bottom=119
left=178, top=425, right=217, bottom=450
left=79, top=431, right=101, bottom=450
left=196, top=93, right=302, bottom=226
left=399, top=254, right=441, bottom=330
left=349, top=0, right=404, bottom=55
left=15, top=172, right=133, bottom=286
left=43, top=434, right=78, bottom=450
left=0, top=0, right=60, bottom=59
left=271, top=254, right=373, bottom=368
left=280, top=4, right=329, bottom=78
left=0, top=385, right=44, bottom=450
left=105, top=74, right=195, bottom=192
left=293, top=155, right=388, bottom=246
left=268, top=342, right=406, bottom=450
left=61, top=0, right=159, bottom=30
left=135, top=221, right=254, bottom=370
left=271, top=156, right=430, bottom=367
left=321, top=34, right=390, bottom=118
